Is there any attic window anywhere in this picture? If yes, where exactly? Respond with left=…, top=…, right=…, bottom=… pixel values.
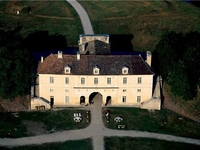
left=64, top=65, right=71, bottom=74
left=122, top=66, right=129, bottom=74
left=93, top=66, right=100, bottom=74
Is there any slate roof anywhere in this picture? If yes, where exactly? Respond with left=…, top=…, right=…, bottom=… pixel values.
left=37, top=54, right=154, bottom=75
left=85, top=40, right=110, bottom=55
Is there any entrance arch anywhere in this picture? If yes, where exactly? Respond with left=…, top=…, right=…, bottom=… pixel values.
left=89, top=92, right=102, bottom=106
left=105, top=96, right=111, bottom=106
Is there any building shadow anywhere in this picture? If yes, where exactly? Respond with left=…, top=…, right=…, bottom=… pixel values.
left=24, top=31, right=68, bottom=52
left=109, top=34, right=134, bottom=52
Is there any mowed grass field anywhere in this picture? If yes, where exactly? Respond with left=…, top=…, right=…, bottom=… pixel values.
left=102, top=107, right=200, bottom=139
left=0, top=109, right=90, bottom=138
left=0, top=1, right=83, bottom=47
left=0, top=138, right=92, bottom=150
left=77, top=0, right=200, bottom=51
left=1, top=0, right=200, bottom=50
left=105, top=137, right=200, bottom=150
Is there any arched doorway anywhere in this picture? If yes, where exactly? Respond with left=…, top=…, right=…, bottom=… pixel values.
left=105, top=96, right=111, bottom=106
left=89, top=92, right=102, bottom=106
left=80, top=96, right=85, bottom=105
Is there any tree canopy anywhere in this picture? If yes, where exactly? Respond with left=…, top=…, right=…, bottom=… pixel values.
left=0, top=30, right=35, bottom=100
left=154, top=31, right=200, bottom=100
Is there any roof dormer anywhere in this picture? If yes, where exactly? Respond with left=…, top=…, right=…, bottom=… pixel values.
left=122, top=65, right=129, bottom=74
left=64, top=65, right=71, bottom=74
left=93, top=66, right=100, bottom=75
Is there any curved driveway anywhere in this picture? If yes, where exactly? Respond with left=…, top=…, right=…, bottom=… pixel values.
left=67, top=0, right=94, bottom=34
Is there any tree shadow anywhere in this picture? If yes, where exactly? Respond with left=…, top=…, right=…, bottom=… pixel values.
left=24, top=31, right=68, bottom=52
left=109, top=34, right=134, bottom=52
left=189, top=1, right=200, bottom=8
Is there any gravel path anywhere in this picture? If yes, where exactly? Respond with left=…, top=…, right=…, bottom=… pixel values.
left=67, top=0, right=94, bottom=34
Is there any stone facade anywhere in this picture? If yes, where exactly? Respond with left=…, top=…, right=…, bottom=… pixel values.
left=32, top=34, right=161, bottom=110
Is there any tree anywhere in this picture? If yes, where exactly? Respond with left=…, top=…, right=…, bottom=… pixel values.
left=154, top=31, right=200, bottom=100
left=0, top=31, right=35, bottom=100
left=154, top=31, right=184, bottom=78
left=166, top=60, right=192, bottom=100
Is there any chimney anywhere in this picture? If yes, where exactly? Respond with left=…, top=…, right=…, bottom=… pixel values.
left=41, top=56, right=43, bottom=63
left=146, top=51, right=152, bottom=67
left=82, top=44, right=85, bottom=51
left=77, top=51, right=80, bottom=60
left=58, top=51, right=63, bottom=58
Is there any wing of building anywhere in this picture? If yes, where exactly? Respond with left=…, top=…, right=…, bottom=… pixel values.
left=32, top=34, right=161, bottom=110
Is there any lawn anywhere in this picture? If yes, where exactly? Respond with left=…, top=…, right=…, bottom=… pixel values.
left=0, top=138, right=92, bottom=150
left=105, top=137, right=200, bottom=150
left=1, top=1, right=200, bottom=50
left=102, top=107, right=200, bottom=139
left=78, top=0, right=200, bottom=51
left=0, top=108, right=90, bottom=138
left=0, top=1, right=83, bottom=47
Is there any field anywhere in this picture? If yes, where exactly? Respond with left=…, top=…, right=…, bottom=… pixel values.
left=79, top=0, right=200, bottom=51
left=0, top=139, right=92, bottom=150
left=105, top=137, right=200, bottom=150
left=0, top=108, right=90, bottom=138
left=1, top=0, right=200, bottom=50
left=103, top=107, right=200, bottom=139
left=0, top=1, right=83, bottom=47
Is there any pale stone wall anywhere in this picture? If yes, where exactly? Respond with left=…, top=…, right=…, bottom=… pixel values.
left=38, top=74, right=153, bottom=106
left=146, top=51, right=152, bottom=67
left=79, top=34, right=109, bottom=45
left=141, top=98, right=161, bottom=110
left=31, top=97, right=50, bottom=110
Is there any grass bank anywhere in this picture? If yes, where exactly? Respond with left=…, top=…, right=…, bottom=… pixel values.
left=0, top=138, right=92, bottom=150
left=105, top=137, right=200, bottom=150
left=0, top=109, right=90, bottom=138
left=79, top=0, right=200, bottom=51
left=1, top=1, right=200, bottom=50
left=103, top=107, right=200, bottom=139
left=0, top=1, right=83, bottom=47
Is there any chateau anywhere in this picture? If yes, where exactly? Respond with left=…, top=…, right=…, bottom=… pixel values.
left=32, top=34, right=161, bottom=110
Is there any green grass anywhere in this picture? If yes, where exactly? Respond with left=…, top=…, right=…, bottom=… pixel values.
left=0, top=1, right=83, bottom=47
left=0, top=109, right=90, bottom=138
left=79, top=0, right=200, bottom=51
left=103, top=107, right=200, bottom=139
left=1, top=1, right=200, bottom=50
left=105, top=137, right=200, bottom=150
left=0, top=138, right=92, bottom=150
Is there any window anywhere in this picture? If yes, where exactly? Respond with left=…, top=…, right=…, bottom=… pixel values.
left=65, top=77, right=69, bottom=84
left=81, top=78, right=85, bottom=84
left=137, top=96, right=141, bottom=103
left=94, top=70, right=98, bottom=74
left=137, top=89, right=141, bottom=92
left=123, top=70, right=127, bottom=74
left=107, top=78, right=111, bottom=84
left=65, top=89, right=69, bottom=92
left=65, top=69, right=70, bottom=73
left=122, top=96, right=126, bottom=103
left=138, top=77, right=142, bottom=84
left=50, top=77, right=54, bottom=83
left=93, top=66, right=100, bottom=74
left=94, top=78, right=98, bottom=84
left=50, top=89, right=54, bottom=92
left=122, top=66, right=129, bottom=74
left=123, top=77, right=127, bottom=84
left=64, top=65, right=71, bottom=74
left=65, top=96, right=69, bottom=103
